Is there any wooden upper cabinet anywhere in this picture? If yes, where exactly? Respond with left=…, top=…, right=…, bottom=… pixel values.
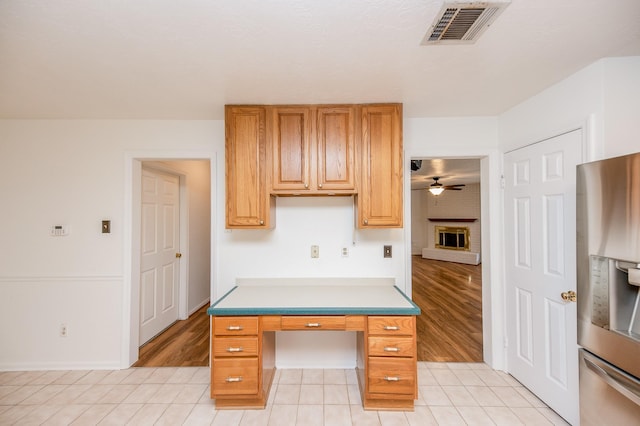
left=225, top=103, right=402, bottom=229
left=225, top=106, right=274, bottom=229
left=316, top=106, right=356, bottom=192
left=358, top=104, right=403, bottom=228
left=270, top=106, right=312, bottom=192
left=270, top=105, right=356, bottom=194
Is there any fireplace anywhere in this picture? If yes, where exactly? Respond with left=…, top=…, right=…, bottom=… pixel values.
left=435, top=226, right=470, bottom=251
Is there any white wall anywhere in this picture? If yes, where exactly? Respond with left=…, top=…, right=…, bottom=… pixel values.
left=602, top=56, right=640, bottom=158
left=218, top=196, right=405, bottom=368
left=419, top=183, right=482, bottom=254
left=499, top=56, right=640, bottom=160
left=0, top=120, right=220, bottom=370
left=410, top=189, right=428, bottom=255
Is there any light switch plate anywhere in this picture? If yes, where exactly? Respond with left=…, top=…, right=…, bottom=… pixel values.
left=384, top=245, right=392, bottom=258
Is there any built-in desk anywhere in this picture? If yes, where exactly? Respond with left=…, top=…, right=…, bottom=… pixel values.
left=207, top=283, right=421, bottom=411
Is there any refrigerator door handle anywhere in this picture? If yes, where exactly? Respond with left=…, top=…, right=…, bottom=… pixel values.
left=583, top=352, right=640, bottom=407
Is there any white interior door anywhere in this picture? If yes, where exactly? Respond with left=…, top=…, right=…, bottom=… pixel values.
left=504, top=130, right=582, bottom=425
left=139, top=167, right=180, bottom=345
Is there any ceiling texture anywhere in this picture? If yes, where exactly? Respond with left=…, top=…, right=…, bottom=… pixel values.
left=411, top=158, right=481, bottom=190
left=1, top=0, right=639, bottom=120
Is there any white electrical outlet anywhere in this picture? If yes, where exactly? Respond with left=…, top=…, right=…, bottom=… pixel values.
left=341, top=247, right=349, bottom=257
left=60, top=324, right=68, bottom=337
left=311, top=245, right=319, bottom=258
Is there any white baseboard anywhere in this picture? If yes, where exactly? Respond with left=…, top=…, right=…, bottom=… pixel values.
left=189, top=298, right=210, bottom=316
left=0, top=361, right=122, bottom=371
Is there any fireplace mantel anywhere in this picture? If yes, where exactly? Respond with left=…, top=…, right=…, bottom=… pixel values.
left=427, top=218, right=477, bottom=222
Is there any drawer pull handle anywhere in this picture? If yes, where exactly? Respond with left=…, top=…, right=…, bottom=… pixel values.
left=305, top=323, right=321, bottom=327
left=383, top=325, right=399, bottom=331
left=225, top=376, right=243, bottom=383
left=226, top=325, right=243, bottom=331
left=226, top=347, right=243, bottom=352
left=383, top=347, right=399, bottom=352
left=384, top=376, right=400, bottom=382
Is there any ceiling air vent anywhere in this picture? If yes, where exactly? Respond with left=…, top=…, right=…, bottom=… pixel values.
left=422, top=1, right=509, bottom=45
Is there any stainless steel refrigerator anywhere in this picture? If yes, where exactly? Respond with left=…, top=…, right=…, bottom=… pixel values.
left=577, top=152, right=640, bottom=425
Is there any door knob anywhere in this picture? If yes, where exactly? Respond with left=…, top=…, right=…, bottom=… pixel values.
left=561, top=290, right=576, bottom=302
left=175, top=253, right=182, bottom=258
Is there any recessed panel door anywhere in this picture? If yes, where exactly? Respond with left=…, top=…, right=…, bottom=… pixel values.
left=140, top=168, right=180, bottom=345
left=504, top=130, right=582, bottom=425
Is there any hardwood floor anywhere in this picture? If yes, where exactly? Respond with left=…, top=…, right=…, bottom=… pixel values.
left=133, top=304, right=210, bottom=367
left=412, top=255, right=483, bottom=362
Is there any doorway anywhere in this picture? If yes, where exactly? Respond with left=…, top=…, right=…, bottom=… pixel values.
left=123, top=154, right=214, bottom=368
left=410, top=158, right=484, bottom=362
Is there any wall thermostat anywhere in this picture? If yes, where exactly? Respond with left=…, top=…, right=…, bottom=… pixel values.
left=50, top=225, right=69, bottom=236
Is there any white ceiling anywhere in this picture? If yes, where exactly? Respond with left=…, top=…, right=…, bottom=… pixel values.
left=1, top=0, right=639, bottom=120
left=411, top=158, right=481, bottom=190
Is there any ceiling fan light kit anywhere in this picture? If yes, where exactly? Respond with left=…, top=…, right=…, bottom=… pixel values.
left=429, top=186, right=445, bottom=196
left=428, top=176, right=465, bottom=196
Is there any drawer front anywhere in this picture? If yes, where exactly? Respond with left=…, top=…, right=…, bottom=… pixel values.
left=368, top=316, right=414, bottom=335
left=368, top=336, right=414, bottom=357
left=212, top=358, right=259, bottom=395
left=214, top=316, right=259, bottom=336
left=213, top=337, right=258, bottom=357
left=281, top=316, right=346, bottom=330
left=368, top=357, right=415, bottom=395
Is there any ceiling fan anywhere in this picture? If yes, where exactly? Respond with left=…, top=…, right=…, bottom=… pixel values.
left=428, top=176, right=465, bottom=195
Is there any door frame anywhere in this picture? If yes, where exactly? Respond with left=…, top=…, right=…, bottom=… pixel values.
left=404, top=148, right=505, bottom=369
left=122, top=151, right=217, bottom=368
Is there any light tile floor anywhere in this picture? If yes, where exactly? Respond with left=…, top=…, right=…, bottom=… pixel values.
left=0, top=362, right=570, bottom=425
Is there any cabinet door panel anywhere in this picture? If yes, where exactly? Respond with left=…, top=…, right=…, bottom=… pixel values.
left=359, top=104, right=403, bottom=228
left=214, top=316, right=259, bottom=336
left=368, top=316, right=414, bottom=335
left=213, top=337, right=259, bottom=357
left=271, top=107, right=311, bottom=191
left=368, top=336, right=414, bottom=357
left=368, top=357, right=415, bottom=395
left=281, top=316, right=346, bottom=330
left=212, top=358, right=259, bottom=395
left=317, top=106, right=356, bottom=191
left=226, top=106, right=271, bottom=228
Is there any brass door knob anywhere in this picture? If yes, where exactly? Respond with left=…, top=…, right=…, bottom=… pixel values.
left=175, top=253, right=182, bottom=258
left=561, top=290, right=576, bottom=302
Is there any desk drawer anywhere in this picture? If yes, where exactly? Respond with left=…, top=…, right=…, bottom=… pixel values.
left=368, top=336, right=414, bottom=357
left=281, top=316, right=346, bottom=330
left=368, top=357, right=415, bottom=395
left=214, top=317, right=259, bottom=336
left=212, top=358, right=259, bottom=395
left=368, top=316, right=414, bottom=335
left=213, top=337, right=258, bottom=357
